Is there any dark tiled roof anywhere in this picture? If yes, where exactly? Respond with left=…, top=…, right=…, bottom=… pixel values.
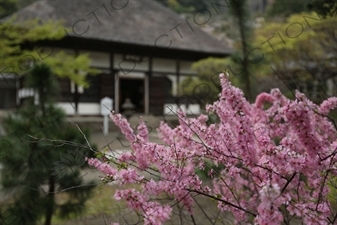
left=6, top=0, right=232, bottom=55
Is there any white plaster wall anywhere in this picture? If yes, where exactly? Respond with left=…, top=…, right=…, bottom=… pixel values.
left=79, top=51, right=110, bottom=68
left=163, top=104, right=178, bottom=115
left=167, top=75, right=177, bottom=96
left=56, top=103, right=102, bottom=115
left=186, top=105, right=201, bottom=115
left=326, top=79, right=334, bottom=96
left=56, top=102, right=76, bottom=115
left=180, top=60, right=195, bottom=74
left=152, top=58, right=176, bottom=73
left=164, top=104, right=200, bottom=115
left=114, top=54, right=149, bottom=73
left=45, top=47, right=75, bottom=57
left=118, top=71, right=145, bottom=79
left=78, top=103, right=100, bottom=115
left=0, top=73, right=17, bottom=79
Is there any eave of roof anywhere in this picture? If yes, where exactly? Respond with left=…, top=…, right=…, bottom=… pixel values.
left=4, top=0, right=232, bottom=57
left=34, top=36, right=228, bottom=61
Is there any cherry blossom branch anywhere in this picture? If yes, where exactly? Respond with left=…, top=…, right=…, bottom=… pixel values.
left=187, top=188, right=257, bottom=217
left=281, top=172, right=297, bottom=194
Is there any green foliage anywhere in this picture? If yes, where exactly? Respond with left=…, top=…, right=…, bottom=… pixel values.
left=178, top=0, right=208, bottom=10
left=307, top=0, right=337, bottom=18
left=328, top=177, right=337, bottom=211
left=0, top=0, right=39, bottom=19
left=181, top=56, right=252, bottom=107
left=0, top=18, right=99, bottom=85
left=154, top=0, right=193, bottom=13
left=25, top=63, right=60, bottom=106
left=181, top=57, right=227, bottom=107
left=206, top=113, right=220, bottom=126
left=166, top=0, right=192, bottom=13
left=266, top=0, right=337, bottom=20
left=227, top=0, right=254, bottom=101
left=195, top=160, right=225, bottom=180
left=43, top=51, right=99, bottom=85
left=154, top=0, right=224, bottom=13
left=266, top=0, right=310, bottom=19
left=0, top=0, right=16, bottom=18
left=254, top=12, right=337, bottom=102
left=180, top=0, right=258, bottom=101
left=255, top=12, right=326, bottom=53
left=0, top=64, right=97, bottom=225
left=16, top=0, right=36, bottom=9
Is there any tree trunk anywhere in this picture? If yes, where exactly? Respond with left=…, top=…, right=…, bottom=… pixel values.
left=44, top=175, right=55, bottom=225
left=229, top=0, right=252, bottom=101
left=239, top=23, right=251, bottom=101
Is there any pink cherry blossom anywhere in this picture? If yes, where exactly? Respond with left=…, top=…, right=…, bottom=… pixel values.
left=320, top=97, right=337, bottom=115
left=88, top=72, right=337, bottom=225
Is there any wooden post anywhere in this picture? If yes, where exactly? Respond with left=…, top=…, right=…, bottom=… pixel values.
left=176, top=59, right=180, bottom=105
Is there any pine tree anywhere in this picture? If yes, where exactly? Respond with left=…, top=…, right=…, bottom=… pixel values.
left=0, top=63, right=96, bottom=225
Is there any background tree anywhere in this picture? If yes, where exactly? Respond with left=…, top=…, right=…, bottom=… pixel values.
left=0, top=0, right=16, bottom=18
left=0, top=63, right=97, bottom=225
left=0, top=0, right=41, bottom=19
left=154, top=0, right=193, bottom=13
left=181, top=57, right=243, bottom=109
left=0, top=18, right=98, bottom=85
left=181, top=0, right=255, bottom=103
left=16, top=0, right=36, bottom=10
left=154, top=0, right=224, bottom=13
left=266, top=0, right=310, bottom=19
left=227, top=0, right=254, bottom=101
left=307, top=0, right=337, bottom=18
left=254, top=12, right=337, bottom=103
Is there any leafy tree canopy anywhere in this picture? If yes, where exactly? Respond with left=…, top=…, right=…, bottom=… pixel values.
left=0, top=0, right=39, bottom=19
left=154, top=0, right=223, bottom=13
left=267, top=0, right=337, bottom=20
left=181, top=57, right=245, bottom=107
left=307, top=0, right=337, bottom=18
left=266, top=0, right=310, bottom=19
left=1, top=18, right=99, bottom=85
left=254, top=11, right=337, bottom=101
left=0, top=0, right=16, bottom=18
left=254, top=11, right=335, bottom=70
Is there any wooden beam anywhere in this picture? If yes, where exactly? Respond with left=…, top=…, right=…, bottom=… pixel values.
left=145, top=57, right=152, bottom=114
left=114, top=71, right=119, bottom=113
left=74, top=49, right=79, bottom=114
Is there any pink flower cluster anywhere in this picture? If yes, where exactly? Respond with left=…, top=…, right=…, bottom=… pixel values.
left=88, top=72, right=337, bottom=225
left=86, top=158, right=117, bottom=176
left=114, top=189, right=171, bottom=225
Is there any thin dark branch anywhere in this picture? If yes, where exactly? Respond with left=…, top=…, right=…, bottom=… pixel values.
left=187, top=189, right=256, bottom=217
left=328, top=212, right=337, bottom=224
left=192, top=195, right=216, bottom=225
left=281, top=172, right=297, bottom=194
left=320, top=148, right=337, bottom=161
left=190, top=214, right=197, bottom=225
